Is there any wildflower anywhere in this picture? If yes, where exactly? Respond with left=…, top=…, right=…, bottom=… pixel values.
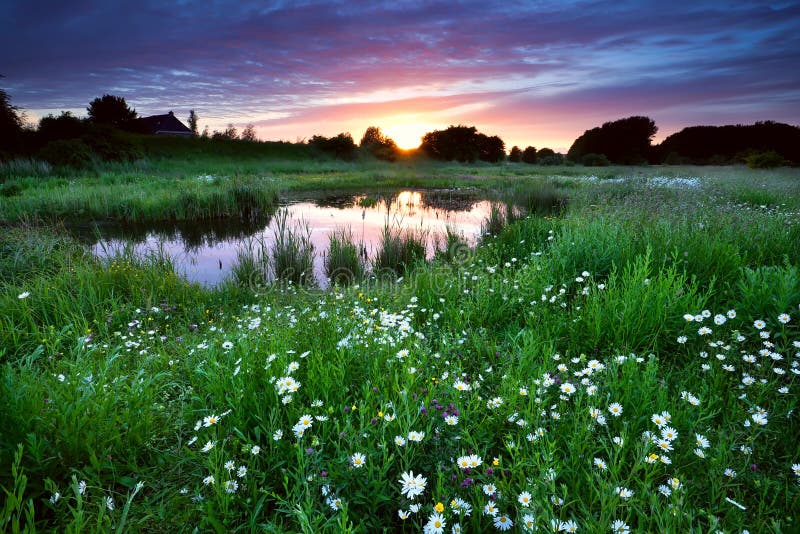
left=18, top=291, right=31, bottom=299
left=560, top=519, right=579, bottom=532
left=494, top=514, right=513, bottom=530
left=236, top=465, right=247, bottom=478
left=444, top=415, right=459, bottom=426
left=683, top=314, right=694, bottom=322
left=251, top=445, right=261, bottom=455
left=202, top=475, right=215, bottom=486
left=560, top=383, right=576, bottom=395
left=396, top=349, right=409, bottom=360
left=658, top=485, right=671, bottom=497
left=327, top=496, right=342, bottom=510
left=482, top=483, right=497, bottom=496
left=394, top=435, right=407, bottom=447
left=453, top=381, right=471, bottom=391
left=615, top=486, right=634, bottom=500
left=594, top=457, right=607, bottom=470
left=106, top=496, right=114, bottom=510
left=434, top=502, right=445, bottom=513
left=677, top=336, right=688, bottom=344
left=778, top=313, right=791, bottom=324
left=201, top=441, right=215, bottom=452
left=273, top=429, right=283, bottom=441
left=423, top=511, right=446, bottom=534
left=791, top=464, right=800, bottom=477
left=398, top=470, right=427, bottom=499
left=754, top=320, right=766, bottom=330
left=49, top=492, right=61, bottom=504
left=408, top=431, right=425, bottom=442
left=487, top=397, right=503, bottom=409
left=398, top=510, right=410, bottom=520
left=661, top=427, right=678, bottom=442
left=608, top=403, right=623, bottom=417
left=751, top=413, right=768, bottom=426
left=610, top=519, right=630, bottom=534
left=518, top=491, right=532, bottom=507
left=724, top=468, right=737, bottom=478
left=350, top=452, right=366, bottom=468
left=613, top=436, right=624, bottom=446
left=78, top=480, right=87, bottom=495
left=483, top=502, right=499, bottom=516
left=224, top=479, right=238, bottom=494
left=694, top=447, right=707, bottom=458
left=714, top=314, right=726, bottom=325
left=668, top=477, right=682, bottom=490
left=522, top=514, right=536, bottom=530
left=450, top=497, right=472, bottom=516
left=727, top=309, right=736, bottom=318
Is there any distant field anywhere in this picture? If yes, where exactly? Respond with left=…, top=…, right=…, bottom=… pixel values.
left=1, top=162, right=799, bottom=532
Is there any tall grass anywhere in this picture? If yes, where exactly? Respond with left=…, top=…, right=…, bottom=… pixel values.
left=324, top=228, right=367, bottom=286
left=373, top=224, right=427, bottom=279
left=0, top=175, right=279, bottom=224
left=1, top=167, right=799, bottom=532
left=271, top=209, right=316, bottom=286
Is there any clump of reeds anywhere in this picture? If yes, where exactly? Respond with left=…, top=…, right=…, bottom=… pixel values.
left=271, top=209, right=316, bottom=286
left=482, top=201, right=508, bottom=237
left=434, top=225, right=472, bottom=264
left=324, top=228, right=366, bottom=286
left=373, top=225, right=426, bottom=279
left=231, top=236, right=269, bottom=288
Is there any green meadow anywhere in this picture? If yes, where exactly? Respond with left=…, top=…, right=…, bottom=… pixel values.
left=1, top=158, right=799, bottom=533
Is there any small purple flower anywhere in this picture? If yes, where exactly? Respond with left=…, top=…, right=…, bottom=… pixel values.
left=460, top=478, right=473, bottom=487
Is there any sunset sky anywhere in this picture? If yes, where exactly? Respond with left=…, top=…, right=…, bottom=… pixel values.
left=2, top=1, right=799, bottom=151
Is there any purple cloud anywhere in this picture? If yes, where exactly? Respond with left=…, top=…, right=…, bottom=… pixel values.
left=2, top=0, right=798, bottom=150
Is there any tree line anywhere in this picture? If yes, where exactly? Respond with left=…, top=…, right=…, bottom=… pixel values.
left=2, top=89, right=798, bottom=168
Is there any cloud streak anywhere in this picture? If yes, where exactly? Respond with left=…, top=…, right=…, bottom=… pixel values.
left=2, top=0, right=799, bottom=150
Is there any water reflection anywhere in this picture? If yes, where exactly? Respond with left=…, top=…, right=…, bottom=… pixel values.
left=84, top=188, right=492, bottom=287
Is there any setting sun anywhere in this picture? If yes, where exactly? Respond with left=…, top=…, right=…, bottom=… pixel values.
left=382, top=121, right=437, bottom=150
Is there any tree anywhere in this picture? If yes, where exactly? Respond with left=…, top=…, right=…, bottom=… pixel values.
left=86, top=94, right=137, bottom=129
left=241, top=124, right=257, bottom=142
left=476, top=134, right=505, bottom=163
left=509, top=146, right=522, bottom=162
left=567, top=116, right=657, bottom=164
left=359, top=126, right=400, bottom=161
left=201, top=125, right=210, bottom=139
left=309, top=132, right=358, bottom=160
left=1, top=88, right=25, bottom=153
left=38, top=111, right=87, bottom=143
left=521, top=146, right=537, bottom=164
left=187, top=110, right=199, bottom=135
left=213, top=123, right=238, bottom=140
left=420, top=125, right=505, bottom=163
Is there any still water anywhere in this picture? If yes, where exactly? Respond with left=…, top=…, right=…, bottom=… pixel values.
left=83, top=189, right=494, bottom=287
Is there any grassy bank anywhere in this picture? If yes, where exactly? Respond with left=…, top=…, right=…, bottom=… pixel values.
left=1, top=167, right=799, bottom=532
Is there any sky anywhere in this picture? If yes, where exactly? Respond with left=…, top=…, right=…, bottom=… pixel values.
left=2, top=0, right=799, bottom=151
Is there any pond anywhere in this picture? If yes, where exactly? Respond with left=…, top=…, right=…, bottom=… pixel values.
left=78, top=189, right=496, bottom=287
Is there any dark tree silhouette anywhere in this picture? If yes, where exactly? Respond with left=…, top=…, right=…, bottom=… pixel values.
left=521, top=146, right=537, bottom=164
left=87, top=94, right=137, bottom=129
left=359, top=126, right=400, bottom=161
left=536, top=148, right=564, bottom=165
left=309, top=132, right=358, bottom=160
left=241, top=124, right=257, bottom=141
left=187, top=110, right=199, bottom=135
left=656, top=121, right=800, bottom=165
left=476, top=134, right=505, bottom=163
left=1, top=88, right=25, bottom=153
left=38, top=111, right=87, bottom=143
left=213, top=124, right=239, bottom=140
left=509, top=146, right=522, bottom=162
left=420, top=125, right=506, bottom=163
left=568, top=116, right=657, bottom=164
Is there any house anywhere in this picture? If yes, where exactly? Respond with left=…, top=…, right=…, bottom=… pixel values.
left=136, top=111, right=194, bottom=136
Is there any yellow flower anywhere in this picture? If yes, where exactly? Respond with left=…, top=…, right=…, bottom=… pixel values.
left=492, top=457, right=500, bottom=466
left=434, top=502, right=444, bottom=513
left=378, top=411, right=384, bottom=418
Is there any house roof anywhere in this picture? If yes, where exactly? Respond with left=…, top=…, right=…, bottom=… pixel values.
left=136, top=111, right=193, bottom=135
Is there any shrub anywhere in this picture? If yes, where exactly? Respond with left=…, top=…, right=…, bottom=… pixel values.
left=325, top=228, right=366, bottom=285
left=579, top=153, right=611, bottom=166
left=746, top=150, right=789, bottom=169
left=39, top=139, right=94, bottom=169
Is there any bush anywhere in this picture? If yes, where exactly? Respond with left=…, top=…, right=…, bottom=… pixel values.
left=83, top=127, right=141, bottom=162
left=309, top=133, right=358, bottom=160
left=39, top=139, right=94, bottom=169
left=746, top=150, right=789, bottom=169
left=579, top=153, right=611, bottom=166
